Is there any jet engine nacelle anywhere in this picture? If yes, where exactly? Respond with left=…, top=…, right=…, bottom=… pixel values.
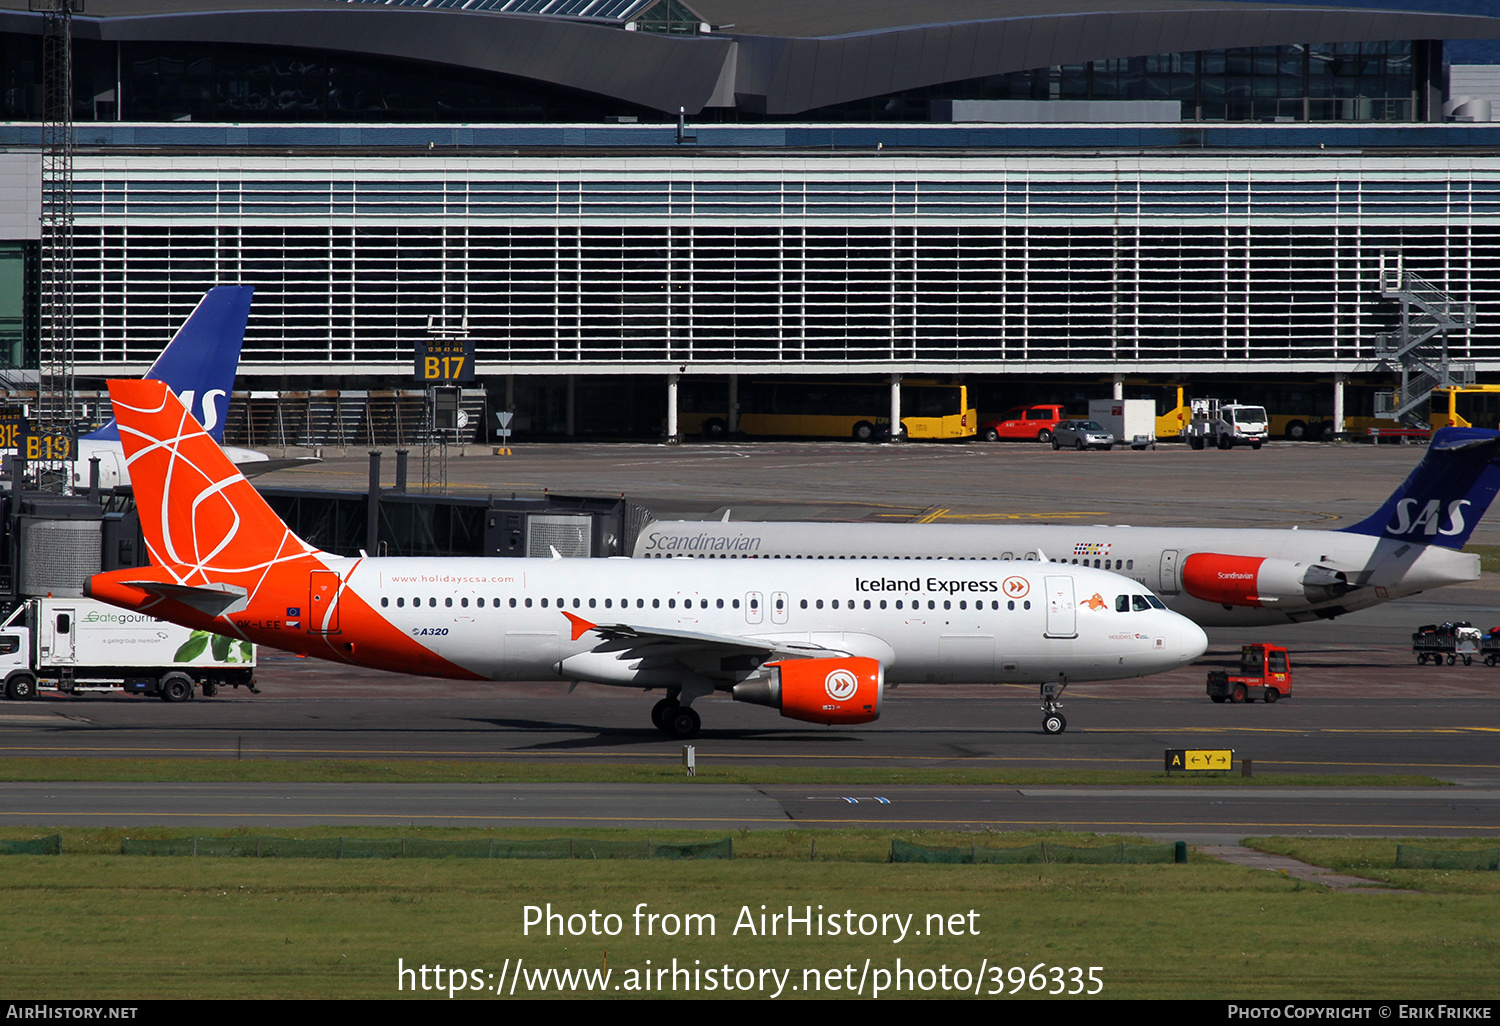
left=731, top=656, right=883, bottom=725
left=1181, top=553, right=1349, bottom=609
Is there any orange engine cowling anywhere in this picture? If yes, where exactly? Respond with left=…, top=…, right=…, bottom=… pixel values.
left=1181, top=552, right=1348, bottom=609
left=731, top=657, right=884, bottom=725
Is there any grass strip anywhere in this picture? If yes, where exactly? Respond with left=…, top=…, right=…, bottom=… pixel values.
left=0, top=828, right=1495, bottom=999
left=0, top=825, right=1191, bottom=861
left=0, top=756, right=1448, bottom=787
left=1464, top=543, right=1500, bottom=575
left=1245, top=835, right=1500, bottom=895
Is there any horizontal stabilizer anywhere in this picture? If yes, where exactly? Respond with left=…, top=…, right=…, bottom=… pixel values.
left=239, top=456, right=323, bottom=478
left=113, top=580, right=249, bottom=616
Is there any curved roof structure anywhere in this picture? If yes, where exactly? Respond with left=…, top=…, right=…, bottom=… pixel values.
left=2, top=0, right=1500, bottom=114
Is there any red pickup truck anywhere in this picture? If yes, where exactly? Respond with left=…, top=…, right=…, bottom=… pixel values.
left=979, top=404, right=1068, bottom=443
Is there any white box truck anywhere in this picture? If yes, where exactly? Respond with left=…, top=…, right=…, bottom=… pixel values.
left=1088, top=399, right=1157, bottom=448
left=0, top=598, right=256, bottom=701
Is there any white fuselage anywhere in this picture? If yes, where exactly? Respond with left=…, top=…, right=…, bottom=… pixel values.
left=632, top=522, right=1481, bottom=627
left=303, top=556, right=1207, bottom=686
left=69, top=440, right=269, bottom=490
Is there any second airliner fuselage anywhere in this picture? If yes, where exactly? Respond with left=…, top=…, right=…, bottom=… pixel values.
left=633, top=522, right=1480, bottom=627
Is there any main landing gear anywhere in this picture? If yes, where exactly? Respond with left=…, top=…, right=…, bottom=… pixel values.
left=1040, top=679, right=1068, bottom=734
left=651, top=694, right=701, bottom=740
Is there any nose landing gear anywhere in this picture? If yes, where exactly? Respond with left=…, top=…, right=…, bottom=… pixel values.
left=1041, top=679, right=1068, bottom=734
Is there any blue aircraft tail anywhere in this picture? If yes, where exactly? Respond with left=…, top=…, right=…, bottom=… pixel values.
left=1339, top=427, right=1500, bottom=549
left=86, top=286, right=254, bottom=443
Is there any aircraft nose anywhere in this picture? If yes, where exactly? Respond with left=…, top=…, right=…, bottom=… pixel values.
left=1171, top=617, right=1209, bottom=666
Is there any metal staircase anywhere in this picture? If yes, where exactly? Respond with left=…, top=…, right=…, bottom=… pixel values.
left=1374, top=254, right=1476, bottom=426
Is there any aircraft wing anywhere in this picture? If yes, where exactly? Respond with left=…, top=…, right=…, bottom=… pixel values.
left=562, top=611, right=845, bottom=659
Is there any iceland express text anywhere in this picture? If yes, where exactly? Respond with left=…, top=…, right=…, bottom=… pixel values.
left=855, top=577, right=1001, bottom=595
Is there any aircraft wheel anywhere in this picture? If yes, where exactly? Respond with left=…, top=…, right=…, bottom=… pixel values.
left=1042, top=713, right=1067, bottom=735
left=1264, top=688, right=1279, bottom=704
left=159, top=673, right=195, bottom=703
left=5, top=673, right=36, bottom=701
left=664, top=706, right=701, bottom=740
left=1230, top=685, right=1246, bottom=704
left=651, top=697, right=678, bottom=731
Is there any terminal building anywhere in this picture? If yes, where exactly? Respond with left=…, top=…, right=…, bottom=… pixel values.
left=3, top=0, right=1500, bottom=438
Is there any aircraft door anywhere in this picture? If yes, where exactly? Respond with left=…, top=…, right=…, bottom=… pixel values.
left=1159, top=550, right=1180, bottom=595
left=308, top=571, right=341, bottom=634
left=771, top=591, right=789, bottom=625
left=745, top=592, right=763, bottom=625
left=1043, top=577, right=1078, bottom=639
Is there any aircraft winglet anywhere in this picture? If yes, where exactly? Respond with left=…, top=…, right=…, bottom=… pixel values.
left=562, top=611, right=597, bottom=641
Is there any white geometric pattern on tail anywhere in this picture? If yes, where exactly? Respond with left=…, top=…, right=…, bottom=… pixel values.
left=115, top=389, right=318, bottom=607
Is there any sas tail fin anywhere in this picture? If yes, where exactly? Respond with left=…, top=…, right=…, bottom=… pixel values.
left=86, top=286, right=254, bottom=443
left=103, top=377, right=316, bottom=586
left=1339, top=427, right=1500, bottom=549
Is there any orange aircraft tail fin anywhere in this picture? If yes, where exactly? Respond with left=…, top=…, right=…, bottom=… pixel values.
left=105, top=377, right=317, bottom=588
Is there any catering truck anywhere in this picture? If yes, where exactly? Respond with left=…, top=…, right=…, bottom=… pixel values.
left=0, top=598, right=256, bottom=700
